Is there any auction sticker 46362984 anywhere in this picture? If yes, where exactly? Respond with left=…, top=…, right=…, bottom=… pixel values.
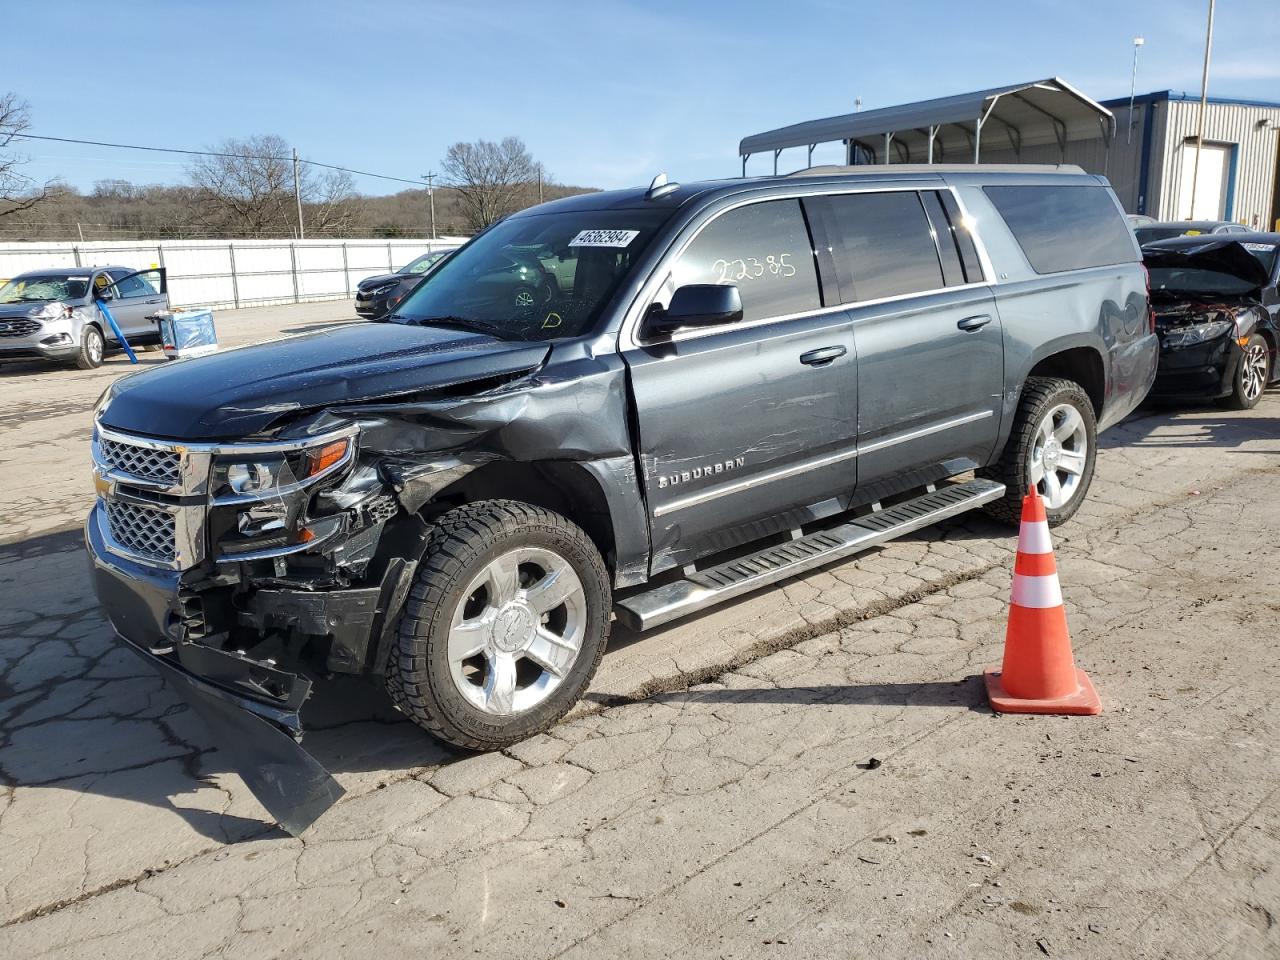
left=569, top=229, right=639, bottom=248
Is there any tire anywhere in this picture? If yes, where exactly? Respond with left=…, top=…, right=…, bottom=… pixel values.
left=980, top=376, right=1098, bottom=527
left=1217, top=333, right=1269, bottom=411
left=388, top=500, right=611, bottom=751
left=74, top=325, right=105, bottom=369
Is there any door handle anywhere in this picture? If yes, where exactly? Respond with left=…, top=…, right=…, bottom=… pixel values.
left=957, top=314, right=992, bottom=332
left=799, top=345, right=847, bottom=366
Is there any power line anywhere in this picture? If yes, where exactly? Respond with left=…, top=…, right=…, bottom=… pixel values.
left=11, top=133, right=427, bottom=187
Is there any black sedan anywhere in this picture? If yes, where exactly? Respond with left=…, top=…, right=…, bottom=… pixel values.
left=354, top=248, right=455, bottom=319
left=1142, top=235, right=1280, bottom=409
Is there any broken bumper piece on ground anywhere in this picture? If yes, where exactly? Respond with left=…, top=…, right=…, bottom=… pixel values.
left=86, top=513, right=345, bottom=835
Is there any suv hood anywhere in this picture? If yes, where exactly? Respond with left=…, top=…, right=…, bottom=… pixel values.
left=0, top=302, right=46, bottom=317
left=1143, top=240, right=1270, bottom=293
left=99, top=323, right=550, bottom=439
left=357, top=272, right=405, bottom=291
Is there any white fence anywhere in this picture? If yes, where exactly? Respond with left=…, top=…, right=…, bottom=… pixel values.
left=0, top=237, right=468, bottom=310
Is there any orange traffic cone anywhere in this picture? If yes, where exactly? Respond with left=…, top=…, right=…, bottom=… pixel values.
left=984, top=484, right=1101, bottom=716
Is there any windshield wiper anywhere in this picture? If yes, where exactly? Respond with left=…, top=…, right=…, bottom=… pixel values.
left=395, top=315, right=513, bottom=339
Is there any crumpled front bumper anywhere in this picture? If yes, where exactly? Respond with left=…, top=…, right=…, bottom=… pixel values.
left=1150, top=333, right=1238, bottom=399
left=85, top=505, right=345, bottom=834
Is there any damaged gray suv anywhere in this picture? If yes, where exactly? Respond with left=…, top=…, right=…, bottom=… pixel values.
left=87, top=165, right=1156, bottom=825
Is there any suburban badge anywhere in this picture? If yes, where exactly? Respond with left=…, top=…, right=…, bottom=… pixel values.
left=657, top=456, right=746, bottom=489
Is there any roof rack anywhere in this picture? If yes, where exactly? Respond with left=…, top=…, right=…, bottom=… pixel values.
left=785, top=163, right=1086, bottom=178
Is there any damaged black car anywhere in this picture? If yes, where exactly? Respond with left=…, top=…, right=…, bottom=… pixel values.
left=86, top=167, right=1156, bottom=831
left=1142, top=236, right=1280, bottom=409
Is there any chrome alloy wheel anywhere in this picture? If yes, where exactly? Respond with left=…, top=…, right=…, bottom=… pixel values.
left=1030, top=402, right=1089, bottom=509
left=87, top=332, right=103, bottom=364
left=447, top=547, right=587, bottom=716
left=1240, top=341, right=1269, bottom=403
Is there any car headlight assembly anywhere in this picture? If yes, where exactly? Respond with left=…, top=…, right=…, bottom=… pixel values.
left=28, top=302, right=73, bottom=321
left=1162, top=319, right=1235, bottom=348
left=211, top=436, right=354, bottom=503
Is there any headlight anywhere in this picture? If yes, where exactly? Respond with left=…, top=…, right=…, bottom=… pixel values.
left=211, top=436, right=353, bottom=502
left=370, top=282, right=399, bottom=297
left=223, top=459, right=294, bottom=496
left=28, top=302, right=73, bottom=321
left=1162, top=319, right=1234, bottom=348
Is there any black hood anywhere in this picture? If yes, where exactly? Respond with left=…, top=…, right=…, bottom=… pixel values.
left=1143, top=240, right=1271, bottom=292
left=99, top=323, right=550, bottom=439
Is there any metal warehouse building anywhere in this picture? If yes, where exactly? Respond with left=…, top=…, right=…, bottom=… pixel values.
left=1100, top=90, right=1280, bottom=228
left=739, top=79, right=1280, bottom=230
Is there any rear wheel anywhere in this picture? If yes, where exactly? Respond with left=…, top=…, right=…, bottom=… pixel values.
left=387, top=500, right=610, bottom=751
left=1218, top=334, right=1269, bottom=410
left=74, top=325, right=105, bottom=369
left=981, top=376, right=1097, bottom=527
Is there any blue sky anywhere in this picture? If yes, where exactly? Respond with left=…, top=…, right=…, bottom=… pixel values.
left=11, top=0, right=1280, bottom=194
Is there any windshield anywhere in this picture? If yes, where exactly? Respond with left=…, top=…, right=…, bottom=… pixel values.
left=1148, top=267, right=1260, bottom=298
left=397, top=251, right=449, bottom=275
left=391, top=210, right=671, bottom=341
left=0, top=276, right=89, bottom=304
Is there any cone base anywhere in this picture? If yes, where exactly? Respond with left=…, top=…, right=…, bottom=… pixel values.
left=983, top=667, right=1102, bottom=716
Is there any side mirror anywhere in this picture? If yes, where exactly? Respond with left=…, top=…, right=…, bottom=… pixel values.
left=96, top=288, right=114, bottom=302
left=644, top=284, right=743, bottom=337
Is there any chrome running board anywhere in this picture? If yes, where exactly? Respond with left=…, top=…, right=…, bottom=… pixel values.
left=614, top=478, right=1005, bottom=632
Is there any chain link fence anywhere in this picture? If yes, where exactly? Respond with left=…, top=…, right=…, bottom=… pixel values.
left=0, top=238, right=467, bottom=310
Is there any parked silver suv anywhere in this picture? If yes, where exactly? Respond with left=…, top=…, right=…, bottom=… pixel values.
left=0, top=266, right=168, bottom=369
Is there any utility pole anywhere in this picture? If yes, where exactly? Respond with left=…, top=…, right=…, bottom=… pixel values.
left=1127, top=35, right=1144, bottom=145
left=421, top=172, right=437, bottom=239
left=292, top=147, right=305, bottom=240
left=1190, top=0, right=1216, bottom=219
left=537, top=164, right=544, bottom=204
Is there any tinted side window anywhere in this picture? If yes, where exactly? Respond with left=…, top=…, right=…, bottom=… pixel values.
left=984, top=185, right=1136, bottom=274
left=669, top=199, right=820, bottom=323
left=114, top=275, right=149, bottom=297
left=112, top=270, right=161, bottom=298
left=825, top=192, right=945, bottom=302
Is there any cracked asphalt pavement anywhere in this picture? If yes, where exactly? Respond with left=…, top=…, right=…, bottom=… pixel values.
left=1, top=301, right=1278, bottom=958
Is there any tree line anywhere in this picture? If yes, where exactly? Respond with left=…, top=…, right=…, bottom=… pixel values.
left=0, top=94, right=594, bottom=241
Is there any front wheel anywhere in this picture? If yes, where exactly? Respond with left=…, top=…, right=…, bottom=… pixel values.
left=1218, top=333, right=1270, bottom=411
left=388, top=500, right=611, bottom=751
left=73, top=325, right=105, bottom=369
left=981, top=376, right=1097, bottom=527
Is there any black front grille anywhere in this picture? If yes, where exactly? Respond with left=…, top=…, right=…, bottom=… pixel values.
left=106, top=500, right=177, bottom=562
left=99, top=436, right=181, bottom=486
left=0, top=318, right=40, bottom=338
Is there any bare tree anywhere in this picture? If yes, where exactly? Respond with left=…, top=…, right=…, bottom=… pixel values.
left=441, top=137, right=540, bottom=231
left=0, top=93, right=56, bottom=218
left=187, top=135, right=295, bottom=237
left=306, top=167, right=360, bottom=236
left=186, top=135, right=359, bottom=237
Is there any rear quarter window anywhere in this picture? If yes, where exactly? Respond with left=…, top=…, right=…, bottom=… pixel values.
left=984, top=185, right=1136, bottom=275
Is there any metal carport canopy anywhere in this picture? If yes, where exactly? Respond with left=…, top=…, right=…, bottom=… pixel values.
left=738, top=77, right=1114, bottom=172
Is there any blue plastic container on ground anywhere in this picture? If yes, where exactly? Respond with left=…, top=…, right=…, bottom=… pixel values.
left=153, top=309, right=218, bottom=360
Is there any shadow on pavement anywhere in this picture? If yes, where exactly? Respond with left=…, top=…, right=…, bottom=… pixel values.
left=0, top=528, right=460, bottom=843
